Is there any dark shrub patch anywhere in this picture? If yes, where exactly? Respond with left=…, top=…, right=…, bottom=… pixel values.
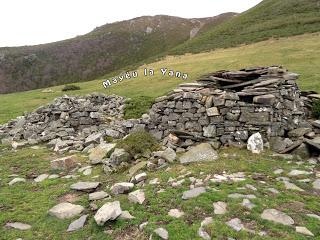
left=312, top=99, right=320, bottom=119
left=124, top=96, right=154, bottom=119
left=62, top=85, right=81, bottom=91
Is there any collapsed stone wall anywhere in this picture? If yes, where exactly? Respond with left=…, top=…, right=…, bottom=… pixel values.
left=145, top=66, right=312, bottom=150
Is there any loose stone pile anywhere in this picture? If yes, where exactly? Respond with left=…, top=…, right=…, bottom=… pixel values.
left=0, top=94, right=140, bottom=153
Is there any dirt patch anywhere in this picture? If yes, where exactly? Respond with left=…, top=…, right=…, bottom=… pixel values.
left=113, top=227, right=148, bottom=240
left=279, top=201, right=307, bottom=214
left=58, top=192, right=81, bottom=203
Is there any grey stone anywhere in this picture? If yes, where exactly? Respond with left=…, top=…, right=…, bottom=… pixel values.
left=206, top=107, right=220, bottom=116
left=226, top=218, right=244, bottom=232
left=228, top=193, right=256, bottom=199
left=253, top=94, right=276, bottom=105
left=283, top=181, right=304, bottom=191
left=110, top=182, right=134, bottom=195
left=67, top=215, right=88, bottom=232
left=182, top=187, right=206, bottom=200
left=180, top=143, right=218, bottom=164
left=89, top=143, right=116, bottom=164
left=161, top=148, right=176, bottom=162
left=34, top=174, right=49, bottom=183
left=288, top=128, right=312, bottom=138
left=9, top=177, right=26, bottom=186
left=261, top=209, right=294, bottom=226
left=242, top=199, right=255, bottom=210
left=5, top=222, right=31, bottom=230
left=94, top=201, right=122, bottom=226
left=48, top=202, right=84, bottom=219
left=89, top=191, right=109, bottom=201
left=168, top=209, right=184, bottom=218
left=85, top=132, right=102, bottom=145
left=119, top=210, right=135, bottom=220
left=109, top=148, right=131, bottom=165
left=203, top=125, right=216, bottom=138
left=70, top=182, right=100, bottom=192
left=51, top=155, right=78, bottom=171
left=288, top=170, right=312, bottom=176
left=312, top=179, right=320, bottom=190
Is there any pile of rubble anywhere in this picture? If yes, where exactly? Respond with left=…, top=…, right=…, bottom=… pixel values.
left=0, top=94, right=144, bottom=153
left=145, top=66, right=320, bottom=157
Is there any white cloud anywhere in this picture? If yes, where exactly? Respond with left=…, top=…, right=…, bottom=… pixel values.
left=0, top=0, right=263, bottom=47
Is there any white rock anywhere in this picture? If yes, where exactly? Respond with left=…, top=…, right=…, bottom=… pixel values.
left=182, top=187, right=206, bottom=200
left=312, top=179, right=320, bottom=190
left=94, top=201, right=122, bottom=226
left=267, top=188, right=279, bottom=194
left=242, top=199, right=255, bottom=210
left=283, top=181, right=304, bottom=191
left=82, top=168, right=92, bottom=176
left=213, top=201, right=227, bottom=215
left=9, top=177, right=26, bottom=186
left=288, top=170, right=312, bottom=176
left=133, top=172, right=147, bottom=183
left=70, top=182, right=100, bottom=192
left=149, top=178, right=160, bottom=185
left=273, top=169, right=284, bottom=175
left=119, top=210, right=135, bottom=220
left=168, top=209, right=184, bottom=218
left=228, top=193, right=256, bottom=199
left=247, top=132, right=263, bottom=154
left=154, top=227, right=168, bottom=240
left=306, top=213, right=320, bottom=220
left=295, top=226, right=314, bottom=236
left=128, top=189, right=145, bottom=204
left=48, top=202, right=84, bottom=219
left=48, top=174, right=59, bottom=179
left=198, top=217, right=213, bottom=240
left=261, top=209, right=294, bottom=226
left=245, top=184, right=257, bottom=191
left=34, top=174, right=49, bottom=183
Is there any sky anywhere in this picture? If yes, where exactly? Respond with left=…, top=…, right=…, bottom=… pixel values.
left=0, top=0, right=263, bottom=47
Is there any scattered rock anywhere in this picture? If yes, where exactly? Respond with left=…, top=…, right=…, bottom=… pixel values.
left=67, top=214, right=88, bottom=232
left=48, top=202, right=84, bottom=219
left=267, top=188, right=280, bottom=194
left=182, top=187, right=206, bottom=200
left=128, top=161, right=147, bottom=176
left=8, top=177, right=26, bottom=186
left=34, top=174, right=49, bottom=183
left=70, top=182, right=100, bottom=192
left=132, top=172, right=147, bottom=183
left=198, top=217, right=213, bottom=240
left=94, top=201, right=122, bottom=226
left=273, top=169, right=284, bottom=175
left=168, top=209, right=184, bottom=218
left=213, top=201, right=227, bottom=215
left=5, top=222, right=31, bottom=230
left=312, top=179, right=320, bottom=190
left=228, top=193, right=256, bottom=199
left=180, top=143, right=218, bottom=164
left=226, top=218, right=244, bottom=232
left=161, top=148, right=176, bottom=162
left=119, top=210, right=135, bottom=220
left=261, top=209, right=294, bottom=226
left=109, top=148, right=131, bottom=165
left=283, top=181, right=304, bottom=191
left=288, top=170, right=312, bottom=176
left=128, top=189, right=145, bottom=204
left=89, top=191, right=109, bottom=201
left=306, top=213, right=320, bottom=220
left=247, top=132, right=263, bottom=154
left=154, top=227, right=169, bottom=240
left=242, top=199, right=255, bottom=210
left=110, top=182, right=134, bottom=195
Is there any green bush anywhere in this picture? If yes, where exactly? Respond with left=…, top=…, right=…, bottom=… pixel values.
left=62, top=85, right=81, bottom=91
left=124, top=96, right=154, bottom=119
left=312, top=99, right=320, bottom=119
left=116, top=130, right=158, bottom=156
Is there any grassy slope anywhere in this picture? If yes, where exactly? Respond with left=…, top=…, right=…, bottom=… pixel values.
left=1, top=33, right=320, bottom=124
left=0, top=145, right=319, bottom=240
left=171, top=0, right=320, bottom=54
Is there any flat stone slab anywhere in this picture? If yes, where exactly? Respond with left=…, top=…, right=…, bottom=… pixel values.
left=70, top=182, right=100, bottom=192
left=261, top=209, right=294, bottom=226
left=228, top=193, right=256, bottom=199
left=48, top=202, right=84, bottom=219
left=182, top=187, right=206, bottom=200
left=213, top=201, right=227, bottom=215
left=67, top=215, right=88, bottom=232
left=168, top=209, right=185, bottom=218
left=110, top=182, right=134, bottom=195
left=179, top=143, right=218, bottom=164
left=89, top=191, right=109, bottom=201
left=8, top=177, right=26, bottom=186
left=154, top=227, right=169, bottom=240
left=34, top=174, right=49, bottom=183
left=5, top=222, right=31, bottom=230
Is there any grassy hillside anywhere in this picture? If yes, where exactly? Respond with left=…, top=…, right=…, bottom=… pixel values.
left=0, top=14, right=234, bottom=94
left=171, top=0, right=320, bottom=54
left=0, top=33, right=319, bottom=124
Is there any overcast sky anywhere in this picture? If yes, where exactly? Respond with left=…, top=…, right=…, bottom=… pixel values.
left=0, top=0, right=263, bottom=47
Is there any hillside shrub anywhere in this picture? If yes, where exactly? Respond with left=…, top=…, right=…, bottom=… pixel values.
left=116, top=130, right=158, bottom=156
left=124, top=96, right=154, bottom=119
left=312, top=99, right=320, bottom=119
left=62, top=85, right=81, bottom=91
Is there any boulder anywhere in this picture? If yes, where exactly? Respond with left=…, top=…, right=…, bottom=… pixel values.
left=94, top=201, right=122, bottom=225
left=110, top=182, right=134, bottom=195
left=48, top=202, right=84, bottom=219
left=179, top=143, right=218, bottom=164
left=109, top=148, right=131, bottom=165
left=128, top=189, right=145, bottom=204
left=89, top=143, right=116, bottom=164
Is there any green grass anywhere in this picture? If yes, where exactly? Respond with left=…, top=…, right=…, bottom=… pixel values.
left=0, top=145, right=319, bottom=239
left=171, top=0, right=320, bottom=54
left=1, top=33, right=320, bottom=124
